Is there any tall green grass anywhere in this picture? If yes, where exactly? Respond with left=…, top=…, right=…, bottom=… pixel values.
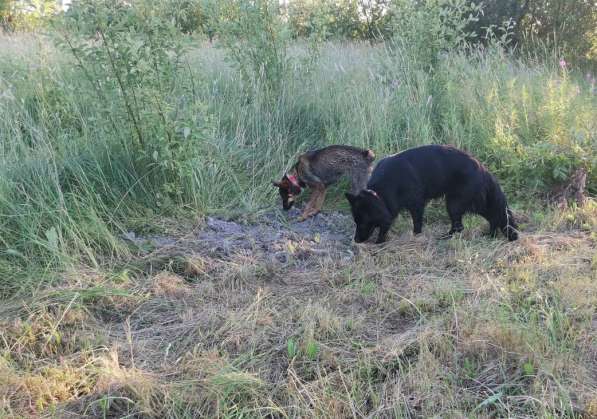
left=0, top=34, right=595, bottom=294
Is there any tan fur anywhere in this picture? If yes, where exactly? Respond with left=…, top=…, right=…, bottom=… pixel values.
left=298, top=184, right=327, bottom=221
left=284, top=145, right=375, bottom=220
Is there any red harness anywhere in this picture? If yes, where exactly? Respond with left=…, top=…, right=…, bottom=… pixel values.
left=286, top=174, right=302, bottom=192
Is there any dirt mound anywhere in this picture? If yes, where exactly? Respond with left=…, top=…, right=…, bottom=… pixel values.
left=124, top=208, right=357, bottom=269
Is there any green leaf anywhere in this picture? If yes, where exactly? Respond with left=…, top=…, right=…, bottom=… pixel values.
left=5, top=248, right=25, bottom=259
left=475, top=391, right=503, bottom=411
left=45, top=227, right=59, bottom=250
left=305, top=340, right=319, bottom=360
left=287, top=338, right=298, bottom=358
left=522, top=361, right=535, bottom=376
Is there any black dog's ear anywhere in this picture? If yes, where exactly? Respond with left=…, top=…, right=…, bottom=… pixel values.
left=345, top=192, right=356, bottom=204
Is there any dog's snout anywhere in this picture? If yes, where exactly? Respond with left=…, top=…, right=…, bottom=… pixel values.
left=283, top=194, right=295, bottom=210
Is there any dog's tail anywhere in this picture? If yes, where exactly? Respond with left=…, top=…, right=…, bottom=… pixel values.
left=485, top=173, right=518, bottom=241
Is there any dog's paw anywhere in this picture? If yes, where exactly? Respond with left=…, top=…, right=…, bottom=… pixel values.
left=298, top=211, right=319, bottom=222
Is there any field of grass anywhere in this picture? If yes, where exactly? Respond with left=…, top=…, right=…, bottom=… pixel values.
left=0, top=32, right=596, bottom=418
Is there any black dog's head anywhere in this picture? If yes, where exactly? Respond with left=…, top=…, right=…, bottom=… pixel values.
left=273, top=174, right=302, bottom=210
left=345, top=189, right=392, bottom=243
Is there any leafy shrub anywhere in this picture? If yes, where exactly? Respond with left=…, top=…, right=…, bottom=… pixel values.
left=215, top=0, right=290, bottom=95
left=166, top=0, right=219, bottom=39
left=57, top=0, right=212, bottom=198
left=286, top=0, right=361, bottom=40
left=390, top=0, right=481, bottom=71
left=1, top=0, right=57, bottom=32
left=285, top=0, right=392, bottom=41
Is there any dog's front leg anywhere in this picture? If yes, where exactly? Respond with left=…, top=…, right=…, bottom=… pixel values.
left=312, top=184, right=327, bottom=215
left=376, top=225, right=390, bottom=244
left=298, top=188, right=320, bottom=221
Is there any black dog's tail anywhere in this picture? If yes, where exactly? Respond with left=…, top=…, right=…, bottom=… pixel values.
left=485, top=173, right=518, bottom=241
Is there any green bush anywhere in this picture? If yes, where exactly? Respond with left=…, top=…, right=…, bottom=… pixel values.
left=389, top=0, right=481, bottom=72
left=215, top=0, right=290, bottom=95
left=57, top=0, right=214, bottom=197
left=467, top=0, right=597, bottom=67
left=1, top=0, right=57, bottom=32
left=285, top=0, right=392, bottom=41
left=0, top=0, right=221, bottom=273
left=166, top=0, right=219, bottom=39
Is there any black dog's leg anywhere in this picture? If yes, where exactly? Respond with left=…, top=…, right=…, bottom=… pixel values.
left=376, top=225, right=390, bottom=244
left=446, top=197, right=465, bottom=236
left=479, top=209, right=500, bottom=239
left=408, top=205, right=424, bottom=235
left=488, top=222, right=498, bottom=238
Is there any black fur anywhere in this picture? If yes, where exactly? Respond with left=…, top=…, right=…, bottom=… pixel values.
left=273, top=175, right=304, bottom=210
left=345, top=145, right=518, bottom=243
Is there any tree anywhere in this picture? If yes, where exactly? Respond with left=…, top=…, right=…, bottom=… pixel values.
left=468, top=0, right=597, bottom=64
left=467, top=0, right=528, bottom=44
left=1, top=0, right=57, bottom=32
left=359, top=0, right=393, bottom=40
left=522, top=0, right=596, bottom=62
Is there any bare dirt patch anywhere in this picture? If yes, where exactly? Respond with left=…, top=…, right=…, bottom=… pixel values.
left=123, top=208, right=357, bottom=272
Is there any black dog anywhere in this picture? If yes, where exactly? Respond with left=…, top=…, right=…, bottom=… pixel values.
left=345, top=145, right=518, bottom=243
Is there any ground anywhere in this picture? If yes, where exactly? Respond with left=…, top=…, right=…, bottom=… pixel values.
left=1, top=202, right=596, bottom=418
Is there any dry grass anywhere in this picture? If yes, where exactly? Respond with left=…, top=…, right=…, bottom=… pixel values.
left=1, top=202, right=596, bottom=418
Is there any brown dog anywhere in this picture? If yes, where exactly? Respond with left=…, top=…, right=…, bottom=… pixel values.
left=273, top=145, right=375, bottom=221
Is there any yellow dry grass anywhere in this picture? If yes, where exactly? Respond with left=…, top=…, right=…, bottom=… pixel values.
left=1, top=202, right=596, bottom=418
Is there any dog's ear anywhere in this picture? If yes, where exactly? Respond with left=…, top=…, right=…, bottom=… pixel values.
left=273, top=179, right=289, bottom=188
left=345, top=192, right=357, bottom=204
